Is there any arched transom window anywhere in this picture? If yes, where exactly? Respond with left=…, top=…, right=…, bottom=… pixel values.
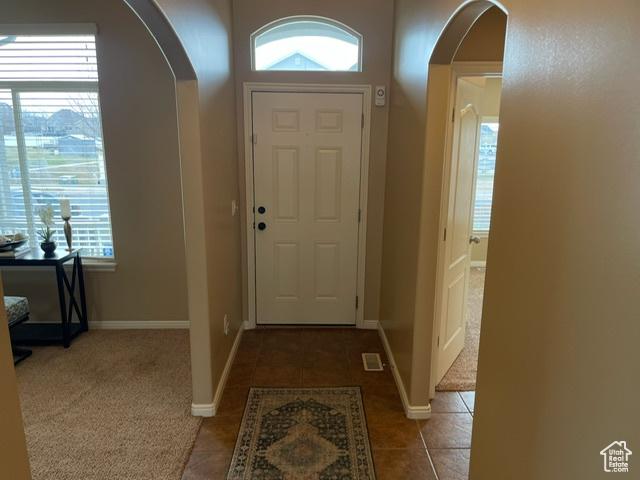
left=251, top=16, right=362, bottom=72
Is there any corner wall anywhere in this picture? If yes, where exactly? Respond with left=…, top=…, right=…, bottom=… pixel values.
left=0, top=277, right=32, bottom=479
left=151, top=0, right=243, bottom=409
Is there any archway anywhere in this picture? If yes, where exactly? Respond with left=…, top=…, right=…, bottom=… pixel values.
left=122, top=0, right=215, bottom=412
left=419, top=1, right=508, bottom=398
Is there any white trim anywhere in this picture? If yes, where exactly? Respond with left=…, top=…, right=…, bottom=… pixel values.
left=378, top=324, right=432, bottom=420
left=0, top=24, right=98, bottom=35
left=430, top=62, right=502, bottom=396
left=89, top=320, right=189, bottom=329
left=362, top=319, right=379, bottom=330
left=191, top=403, right=215, bottom=417
left=243, top=83, right=371, bottom=330
left=450, top=61, right=503, bottom=76
left=470, top=261, right=486, bottom=268
left=82, top=260, right=117, bottom=272
left=203, top=323, right=245, bottom=417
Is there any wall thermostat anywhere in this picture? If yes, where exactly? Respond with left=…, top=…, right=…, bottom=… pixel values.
left=375, top=86, right=386, bottom=107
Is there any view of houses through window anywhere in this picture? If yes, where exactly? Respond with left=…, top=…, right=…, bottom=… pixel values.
left=0, top=34, right=113, bottom=258
left=473, top=121, right=498, bottom=232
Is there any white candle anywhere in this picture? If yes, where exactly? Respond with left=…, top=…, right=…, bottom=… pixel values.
left=60, top=199, right=71, bottom=218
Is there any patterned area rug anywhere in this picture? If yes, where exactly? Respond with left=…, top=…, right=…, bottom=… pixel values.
left=228, top=387, right=376, bottom=480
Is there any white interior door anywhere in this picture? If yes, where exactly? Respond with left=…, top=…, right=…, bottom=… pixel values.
left=436, top=78, right=484, bottom=383
left=252, top=92, right=363, bottom=325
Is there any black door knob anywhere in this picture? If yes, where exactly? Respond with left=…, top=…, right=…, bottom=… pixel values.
left=258, top=222, right=266, bottom=231
left=257, top=206, right=266, bottom=214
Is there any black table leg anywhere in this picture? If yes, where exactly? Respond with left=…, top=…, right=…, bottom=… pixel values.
left=76, top=254, right=88, bottom=331
left=56, top=263, right=70, bottom=348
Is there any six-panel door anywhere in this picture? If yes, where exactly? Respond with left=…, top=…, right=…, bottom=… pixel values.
left=252, top=92, right=363, bottom=325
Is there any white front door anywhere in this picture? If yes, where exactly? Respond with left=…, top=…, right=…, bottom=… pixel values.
left=436, top=78, right=484, bottom=383
left=251, top=92, right=363, bottom=325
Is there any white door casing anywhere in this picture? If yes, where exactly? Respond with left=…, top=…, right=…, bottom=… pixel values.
left=251, top=91, right=364, bottom=325
left=434, top=77, right=484, bottom=383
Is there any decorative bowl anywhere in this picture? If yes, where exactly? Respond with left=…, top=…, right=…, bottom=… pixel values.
left=0, top=235, right=29, bottom=252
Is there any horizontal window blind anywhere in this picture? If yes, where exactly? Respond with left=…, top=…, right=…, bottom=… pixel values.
left=0, top=35, right=97, bottom=81
left=0, top=34, right=113, bottom=258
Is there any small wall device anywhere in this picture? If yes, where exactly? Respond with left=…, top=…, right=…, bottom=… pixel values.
left=375, top=86, right=386, bottom=107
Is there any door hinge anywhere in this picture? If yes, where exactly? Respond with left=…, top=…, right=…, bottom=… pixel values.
left=358, top=209, right=361, bottom=223
left=356, top=296, right=359, bottom=309
left=443, top=228, right=447, bottom=242
left=251, top=133, right=258, bottom=144
left=437, top=336, right=440, bottom=347
left=361, top=113, right=364, bottom=128
left=452, top=108, right=455, bottom=123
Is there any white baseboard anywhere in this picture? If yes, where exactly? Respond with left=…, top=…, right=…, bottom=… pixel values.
left=470, top=261, right=487, bottom=268
left=378, top=324, right=432, bottom=420
left=89, top=320, right=189, bottom=329
left=193, top=323, right=245, bottom=417
left=362, top=320, right=379, bottom=330
left=191, top=403, right=215, bottom=417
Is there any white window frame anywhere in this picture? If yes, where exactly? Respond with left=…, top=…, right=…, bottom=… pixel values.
left=473, top=115, right=499, bottom=235
left=0, top=25, right=115, bottom=263
left=250, top=16, right=363, bottom=72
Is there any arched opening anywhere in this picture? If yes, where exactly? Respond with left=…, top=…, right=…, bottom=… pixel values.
left=428, top=4, right=508, bottom=396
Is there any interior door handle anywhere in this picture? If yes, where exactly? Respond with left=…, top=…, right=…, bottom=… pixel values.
left=258, top=222, right=266, bottom=231
left=469, top=235, right=481, bottom=244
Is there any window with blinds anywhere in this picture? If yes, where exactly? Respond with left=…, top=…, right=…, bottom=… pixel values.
left=473, top=122, right=498, bottom=232
left=0, top=33, right=113, bottom=258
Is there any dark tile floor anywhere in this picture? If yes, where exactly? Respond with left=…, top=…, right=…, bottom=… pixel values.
left=182, top=327, right=474, bottom=480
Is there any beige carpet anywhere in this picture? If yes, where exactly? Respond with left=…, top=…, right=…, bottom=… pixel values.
left=15, top=329, right=201, bottom=480
left=436, top=267, right=485, bottom=391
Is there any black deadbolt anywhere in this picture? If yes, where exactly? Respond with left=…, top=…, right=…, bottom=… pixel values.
left=257, top=206, right=266, bottom=214
left=258, top=222, right=266, bottom=231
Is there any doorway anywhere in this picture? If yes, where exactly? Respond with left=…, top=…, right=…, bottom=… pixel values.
left=244, top=85, right=372, bottom=327
left=433, top=65, right=503, bottom=392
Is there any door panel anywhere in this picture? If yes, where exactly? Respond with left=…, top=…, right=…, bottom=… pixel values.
left=436, top=78, right=484, bottom=383
left=315, top=148, right=342, bottom=221
left=273, top=148, right=300, bottom=221
left=252, top=92, right=363, bottom=325
left=274, top=243, right=299, bottom=299
left=314, top=243, right=340, bottom=299
left=444, top=271, right=465, bottom=348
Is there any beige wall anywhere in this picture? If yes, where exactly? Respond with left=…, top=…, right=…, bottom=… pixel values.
left=1, top=0, right=189, bottom=324
left=0, top=279, right=32, bottom=479
left=383, top=0, right=640, bottom=477
left=453, top=6, right=506, bottom=62
left=232, top=0, right=394, bottom=322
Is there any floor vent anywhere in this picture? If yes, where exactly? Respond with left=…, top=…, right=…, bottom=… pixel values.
left=362, top=353, right=383, bottom=371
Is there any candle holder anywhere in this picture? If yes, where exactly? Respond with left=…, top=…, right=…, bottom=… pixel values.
left=62, top=215, right=74, bottom=251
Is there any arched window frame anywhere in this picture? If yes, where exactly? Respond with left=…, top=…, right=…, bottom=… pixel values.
left=250, top=15, right=363, bottom=72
